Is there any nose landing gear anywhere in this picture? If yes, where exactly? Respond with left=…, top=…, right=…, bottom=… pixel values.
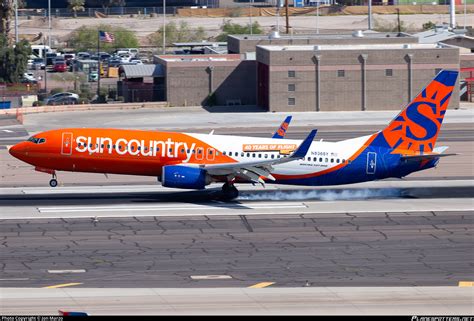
left=49, top=172, right=58, bottom=187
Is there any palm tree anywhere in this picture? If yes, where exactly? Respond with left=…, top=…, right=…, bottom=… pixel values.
left=68, top=0, right=85, bottom=18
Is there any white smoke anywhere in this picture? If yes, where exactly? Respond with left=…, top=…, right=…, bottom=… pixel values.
left=238, top=188, right=402, bottom=201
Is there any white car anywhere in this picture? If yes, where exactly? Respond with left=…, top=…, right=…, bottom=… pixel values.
left=23, top=72, right=37, bottom=82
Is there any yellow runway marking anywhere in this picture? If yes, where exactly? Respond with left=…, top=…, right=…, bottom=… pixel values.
left=248, top=282, right=275, bottom=288
left=458, top=281, right=474, bottom=287
left=43, top=282, right=83, bottom=289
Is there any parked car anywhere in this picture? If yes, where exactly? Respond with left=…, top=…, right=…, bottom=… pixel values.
left=47, top=96, right=79, bottom=105
left=31, top=58, right=46, bottom=70
left=46, top=53, right=58, bottom=66
left=23, top=72, right=37, bottom=82
left=44, top=92, right=79, bottom=105
left=53, top=61, right=67, bottom=72
left=130, top=58, right=143, bottom=65
left=77, top=52, right=90, bottom=60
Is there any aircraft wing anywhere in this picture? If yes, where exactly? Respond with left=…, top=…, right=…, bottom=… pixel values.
left=196, top=130, right=317, bottom=185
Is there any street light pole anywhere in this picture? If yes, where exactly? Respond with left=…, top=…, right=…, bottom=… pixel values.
left=162, top=0, right=166, bottom=54
left=48, top=0, right=51, bottom=48
left=14, top=0, right=19, bottom=43
left=316, top=2, right=319, bottom=34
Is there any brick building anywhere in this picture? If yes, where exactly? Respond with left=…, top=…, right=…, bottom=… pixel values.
left=256, top=43, right=460, bottom=112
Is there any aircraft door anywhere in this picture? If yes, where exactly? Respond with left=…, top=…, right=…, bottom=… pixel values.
left=61, top=132, right=73, bottom=155
left=366, top=152, right=376, bottom=174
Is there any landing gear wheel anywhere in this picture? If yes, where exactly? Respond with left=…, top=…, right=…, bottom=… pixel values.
left=221, top=182, right=239, bottom=201
left=49, top=178, right=58, bottom=188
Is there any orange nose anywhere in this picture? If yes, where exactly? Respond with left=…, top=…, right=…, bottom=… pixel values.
left=9, top=142, right=27, bottom=159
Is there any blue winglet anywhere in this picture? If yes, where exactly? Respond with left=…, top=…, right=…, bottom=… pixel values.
left=272, top=115, right=292, bottom=139
left=291, top=129, right=318, bottom=159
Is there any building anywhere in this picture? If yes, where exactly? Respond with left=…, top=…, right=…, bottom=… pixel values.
left=256, top=43, right=460, bottom=112
left=228, top=32, right=419, bottom=54
left=154, top=54, right=256, bottom=107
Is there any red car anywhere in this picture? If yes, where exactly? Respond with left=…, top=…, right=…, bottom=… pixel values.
left=53, top=61, right=67, bottom=72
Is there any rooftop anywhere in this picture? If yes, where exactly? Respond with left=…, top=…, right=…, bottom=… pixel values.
left=229, top=32, right=416, bottom=41
left=156, top=54, right=241, bottom=62
left=258, top=43, right=443, bottom=52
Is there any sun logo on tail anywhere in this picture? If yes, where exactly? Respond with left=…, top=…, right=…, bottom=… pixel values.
left=381, top=74, right=455, bottom=155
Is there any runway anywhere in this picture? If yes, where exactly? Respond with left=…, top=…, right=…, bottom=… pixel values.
left=0, top=181, right=472, bottom=290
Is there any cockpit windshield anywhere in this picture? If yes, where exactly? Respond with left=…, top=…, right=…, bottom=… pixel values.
left=27, top=136, right=46, bottom=144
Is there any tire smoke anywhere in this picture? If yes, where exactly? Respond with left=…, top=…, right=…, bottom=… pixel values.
left=238, top=188, right=402, bottom=201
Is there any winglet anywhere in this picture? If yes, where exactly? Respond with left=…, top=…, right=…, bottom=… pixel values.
left=290, top=129, right=317, bottom=159
left=272, top=115, right=292, bottom=139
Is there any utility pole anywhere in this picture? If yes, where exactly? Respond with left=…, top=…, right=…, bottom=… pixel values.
left=449, top=0, right=456, bottom=29
left=14, top=0, right=18, bottom=43
left=285, top=0, right=289, bottom=34
left=48, top=0, right=51, bottom=48
left=368, top=0, right=372, bottom=30
left=162, top=0, right=166, bottom=54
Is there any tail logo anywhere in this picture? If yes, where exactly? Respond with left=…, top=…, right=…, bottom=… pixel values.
left=276, top=122, right=289, bottom=137
left=381, top=75, right=454, bottom=154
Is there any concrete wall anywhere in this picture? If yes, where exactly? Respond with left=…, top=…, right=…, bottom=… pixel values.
left=258, top=46, right=460, bottom=112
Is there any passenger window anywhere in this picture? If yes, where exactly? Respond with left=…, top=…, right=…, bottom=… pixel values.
left=307, top=157, right=310, bottom=161
left=223, top=151, right=226, bottom=155
left=325, top=158, right=328, bottom=162
left=101, top=144, right=104, bottom=148
left=330, top=158, right=334, bottom=163
left=131, top=146, right=135, bottom=151
left=198, top=149, right=202, bottom=154
left=252, top=153, right=256, bottom=158
left=241, top=152, right=244, bottom=157
left=271, top=154, right=274, bottom=159
left=145, top=147, right=148, bottom=151
left=258, top=154, right=262, bottom=158
left=169, top=148, right=172, bottom=153
left=181, top=148, right=185, bottom=153
left=229, top=152, right=233, bottom=156
left=247, top=153, right=250, bottom=157
left=336, top=159, right=340, bottom=163
left=156, top=147, right=159, bottom=151
left=264, top=154, right=268, bottom=158
left=313, top=157, right=317, bottom=162
left=319, top=157, right=322, bottom=162
left=138, top=146, right=141, bottom=151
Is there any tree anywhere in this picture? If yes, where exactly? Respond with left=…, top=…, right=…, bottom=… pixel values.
left=215, top=20, right=263, bottom=42
left=0, top=35, right=31, bottom=83
left=68, top=0, right=85, bottom=18
left=149, top=21, right=208, bottom=51
left=0, top=0, right=13, bottom=39
left=68, top=24, right=138, bottom=52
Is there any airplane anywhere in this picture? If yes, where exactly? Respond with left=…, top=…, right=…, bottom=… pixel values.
left=9, top=70, right=458, bottom=200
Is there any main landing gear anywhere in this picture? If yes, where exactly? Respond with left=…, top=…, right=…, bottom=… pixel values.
left=49, top=172, right=58, bottom=187
left=221, top=182, right=239, bottom=201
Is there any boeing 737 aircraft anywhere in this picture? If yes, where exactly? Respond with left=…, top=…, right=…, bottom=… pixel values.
left=9, top=70, right=458, bottom=200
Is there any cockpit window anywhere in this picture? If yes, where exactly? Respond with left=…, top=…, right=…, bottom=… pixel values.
left=27, top=136, right=39, bottom=143
left=27, top=137, right=46, bottom=144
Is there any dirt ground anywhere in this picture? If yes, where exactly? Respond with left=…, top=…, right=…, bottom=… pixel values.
left=18, top=13, right=474, bottom=45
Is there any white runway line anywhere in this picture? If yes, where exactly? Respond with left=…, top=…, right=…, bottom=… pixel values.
left=47, top=270, right=86, bottom=274
left=190, top=275, right=233, bottom=280
left=37, top=203, right=307, bottom=213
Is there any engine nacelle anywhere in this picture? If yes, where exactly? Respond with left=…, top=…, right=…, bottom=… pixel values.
left=161, top=165, right=210, bottom=190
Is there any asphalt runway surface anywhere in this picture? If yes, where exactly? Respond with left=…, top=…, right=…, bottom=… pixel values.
left=0, top=181, right=472, bottom=288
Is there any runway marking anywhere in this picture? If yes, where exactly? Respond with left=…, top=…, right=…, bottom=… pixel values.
left=2, top=130, right=13, bottom=133
left=43, top=283, right=83, bottom=289
left=38, top=203, right=306, bottom=213
left=0, top=278, right=30, bottom=281
left=458, top=281, right=474, bottom=287
left=190, top=275, right=233, bottom=280
left=248, top=282, right=275, bottom=288
left=47, top=269, right=86, bottom=274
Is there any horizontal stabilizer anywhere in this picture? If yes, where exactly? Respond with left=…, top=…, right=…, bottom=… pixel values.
left=401, top=153, right=457, bottom=162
